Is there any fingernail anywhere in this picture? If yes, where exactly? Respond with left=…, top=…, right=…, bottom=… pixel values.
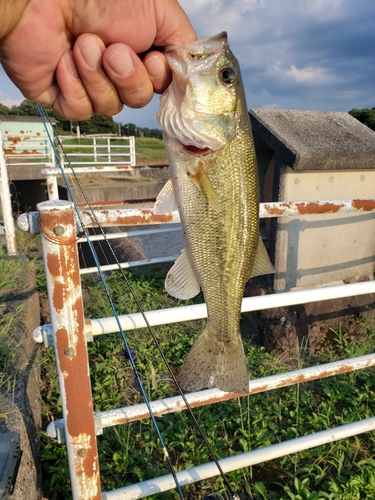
left=106, top=50, right=134, bottom=76
left=145, top=55, right=167, bottom=80
left=79, top=37, right=103, bottom=69
left=64, top=51, right=78, bottom=78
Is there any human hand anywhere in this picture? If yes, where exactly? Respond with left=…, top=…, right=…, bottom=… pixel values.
left=0, top=0, right=196, bottom=120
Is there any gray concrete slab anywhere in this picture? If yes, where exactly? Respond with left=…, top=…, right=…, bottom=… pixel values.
left=250, top=109, right=375, bottom=171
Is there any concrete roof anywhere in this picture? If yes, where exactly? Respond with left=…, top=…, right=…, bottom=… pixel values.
left=0, top=114, right=57, bottom=123
left=249, top=109, right=375, bottom=170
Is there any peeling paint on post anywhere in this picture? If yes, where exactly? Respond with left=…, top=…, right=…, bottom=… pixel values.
left=38, top=200, right=101, bottom=500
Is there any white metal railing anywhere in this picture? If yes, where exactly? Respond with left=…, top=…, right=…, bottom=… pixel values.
left=58, top=135, right=136, bottom=167
left=19, top=198, right=375, bottom=500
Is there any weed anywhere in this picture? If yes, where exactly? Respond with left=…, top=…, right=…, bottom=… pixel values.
left=35, top=268, right=375, bottom=499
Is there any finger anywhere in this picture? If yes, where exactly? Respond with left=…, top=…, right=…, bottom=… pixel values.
left=29, top=50, right=94, bottom=120
left=74, top=34, right=123, bottom=116
left=103, top=43, right=154, bottom=108
left=143, top=50, right=171, bottom=94
left=53, top=50, right=94, bottom=120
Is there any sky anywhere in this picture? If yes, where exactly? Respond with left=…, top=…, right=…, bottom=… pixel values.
left=0, top=0, right=374, bottom=129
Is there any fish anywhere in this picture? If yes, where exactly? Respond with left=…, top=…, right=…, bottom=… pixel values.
left=155, top=32, right=274, bottom=394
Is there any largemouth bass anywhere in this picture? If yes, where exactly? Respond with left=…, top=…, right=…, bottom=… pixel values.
left=155, top=32, right=273, bottom=394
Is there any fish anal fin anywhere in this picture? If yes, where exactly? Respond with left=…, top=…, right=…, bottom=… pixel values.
left=165, top=249, right=201, bottom=299
left=178, top=325, right=248, bottom=394
left=187, top=160, right=219, bottom=212
left=250, top=236, right=275, bottom=278
left=153, top=179, right=179, bottom=214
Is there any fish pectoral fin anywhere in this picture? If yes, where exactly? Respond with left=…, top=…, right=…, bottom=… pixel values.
left=165, top=249, right=201, bottom=299
left=187, top=161, right=219, bottom=212
left=250, top=236, right=275, bottom=278
left=153, top=179, right=179, bottom=214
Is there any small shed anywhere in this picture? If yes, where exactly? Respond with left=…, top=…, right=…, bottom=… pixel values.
left=248, top=109, right=375, bottom=358
left=250, top=109, right=375, bottom=293
left=0, top=115, right=57, bottom=212
left=0, top=115, right=55, bottom=158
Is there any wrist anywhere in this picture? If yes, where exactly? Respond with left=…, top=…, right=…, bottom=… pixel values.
left=0, top=0, right=30, bottom=40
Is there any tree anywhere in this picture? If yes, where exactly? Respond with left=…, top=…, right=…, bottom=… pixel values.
left=349, top=107, right=375, bottom=131
left=0, top=103, right=10, bottom=115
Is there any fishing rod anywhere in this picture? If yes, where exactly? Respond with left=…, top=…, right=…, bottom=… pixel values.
left=37, top=103, right=241, bottom=500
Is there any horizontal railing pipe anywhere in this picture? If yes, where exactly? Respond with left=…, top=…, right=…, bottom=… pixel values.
left=102, top=416, right=375, bottom=499
left=85, top=280, right=375, bottom=336
left=80, top=255, right=180, bottom=274
left=33, top=280, right=375, bottom=344
left=76, top=225, right=181, bottom=243
left=46, top=351, right=375, bottom=440
left=17, top=199, right=375, bottom=234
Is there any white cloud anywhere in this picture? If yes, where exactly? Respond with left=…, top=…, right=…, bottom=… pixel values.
left=0, top=90, right=23, bottom=108
left=285, top=65, right=338, bottom=85
left=263, top=103, right=281, bottom=110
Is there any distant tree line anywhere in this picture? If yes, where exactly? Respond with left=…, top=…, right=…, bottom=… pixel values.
left=0, top=100, right=163, bottom=139
left=2, top=100, right=374, bottom=137
left=348, top=107, right=375, bottom=131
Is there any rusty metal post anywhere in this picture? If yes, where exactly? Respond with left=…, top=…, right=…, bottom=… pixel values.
left=38, top=200, right=101, bottom=499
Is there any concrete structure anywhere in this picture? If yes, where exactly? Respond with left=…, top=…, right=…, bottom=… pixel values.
left=0, top=114, right=55, bottom=160
left=250, top=109, right=375, bottom=292
left=248, top=109, right=375, bottom=358
left=0, top=115, right=56, bottom=211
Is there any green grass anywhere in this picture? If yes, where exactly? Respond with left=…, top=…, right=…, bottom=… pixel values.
left=37, top=268, right=375, bottom=500
left=134, top=137, right=167, bottom=165
left=0, top=242, right=34, bottom=392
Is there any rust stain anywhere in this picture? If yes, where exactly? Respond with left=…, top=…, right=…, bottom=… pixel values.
left=20, top=130, right=24, bottom=134
left=48, top=183, right=54, bottom=195
left=352, top=199, right=375, bottom=211
left=36, top=132, right=41, bottom=136
left=46, top=253, right=60, bottom=279
left=263, top=203, right=291, bottom=216
left=8, top=135, right=21, bottom=145
left=82, top=209, right=174, bottom=226
left=53, top=281, right=65, bottom=313
left=296, top=201, right=344, bottom=215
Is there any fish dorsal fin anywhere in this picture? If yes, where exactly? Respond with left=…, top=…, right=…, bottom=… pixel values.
left=165, top=249, right=201, bottom=299
left=250, top=236, right=275, bottom=278
left=188, top=160, right=219, bottom=212
left=154, top=179, right=179, bottom=214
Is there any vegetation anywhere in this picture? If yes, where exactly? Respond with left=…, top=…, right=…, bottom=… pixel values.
left=36, top=267, right=375, bottom=500
left=348, top=107, right=375, bottom=131
left=0, top=99, right=163, bottom=138
left=0, top=235, right=38, bottom=394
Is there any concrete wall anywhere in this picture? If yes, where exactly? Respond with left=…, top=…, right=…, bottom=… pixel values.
left=274, top=168, right=375, bottom=291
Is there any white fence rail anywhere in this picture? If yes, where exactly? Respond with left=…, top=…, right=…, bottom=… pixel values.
left=18, top=198, right=375, bottom=500
left=58, top=135, right=136, bottom=167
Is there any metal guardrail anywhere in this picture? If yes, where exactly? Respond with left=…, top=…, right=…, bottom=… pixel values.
left=18, top=198, right=375, bottom=500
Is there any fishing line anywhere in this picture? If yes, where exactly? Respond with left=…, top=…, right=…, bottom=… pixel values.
left=38, top=103, right=240, bottom=499
left=37, top=104, right=185, bottom=499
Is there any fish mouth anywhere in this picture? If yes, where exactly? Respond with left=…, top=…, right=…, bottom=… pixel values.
left=182, top=144, right=212, bottom=155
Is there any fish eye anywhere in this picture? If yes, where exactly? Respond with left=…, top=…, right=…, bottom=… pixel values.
left=220, top=66, right=236, bottom=85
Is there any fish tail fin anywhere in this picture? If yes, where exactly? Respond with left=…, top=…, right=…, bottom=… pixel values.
left=178, top=325, right=248, bottom=394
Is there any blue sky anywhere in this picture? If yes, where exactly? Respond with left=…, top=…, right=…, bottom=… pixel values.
left=1, top=0, right=374, bottom=128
